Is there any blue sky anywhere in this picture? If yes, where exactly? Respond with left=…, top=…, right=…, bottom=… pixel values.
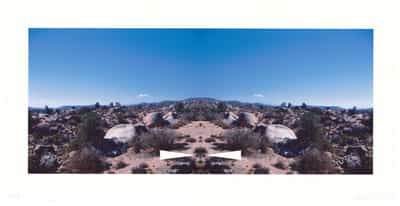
left=29, top=29, right=373, bottom=108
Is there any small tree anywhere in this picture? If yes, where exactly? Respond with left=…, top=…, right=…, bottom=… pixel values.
left=74, top=112, right=104, bottom=148
left=280, top=102, right=287, bottom=107
left=44, top=105, right=52, bottom=114
left=349, top=106, right=357, bottom=115
left=219, top=129, right=263, bottom=156
left=134, top=129, right=183, bottom=155
left=174, top=102, right=185, bottom=113
left=109, top=102, right=114, bottom=107
left=287, top=102, right=292, bottom=108
left=297, top=112, right=331, bottom=151
left=95, top=102, right=100, bottom=109
left=217, top=102, right=227, bottom=113
left=301, top=102, right=307, bottom=109
left=28, top=111, right=38, bottom=133
left=294, top=148, right=335, bottom=174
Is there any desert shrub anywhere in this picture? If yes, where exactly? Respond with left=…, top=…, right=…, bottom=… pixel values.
left=335, top=135, right=358, bottom=146
left=194, top=147, right=207, bottom=155
left=185, top=137, right=197, bottom=143
left=258, top=136, right=272, bottom=154
left=116, top=113, right=128, bottom=124
left=28, top=152, right=40, bottom=173
left=202, top=110, right=218, bottom=121
left=181, top=111, right=197, bottom=121
left=362, top=113, right=373, bottom=133
left=274, top=160, right=287, bottom=170
left=138, top=162, right=149, bottom=169
left=115, top=161, right=128, bottom=169
left=128, top=136, right=145, bottom=153
left=254, top=167, right=270, bottom=174
left=134, top=129, right=183, bottom=155
left=217, top=129, right=261, bottom=156
left=309, top=107, right=323, bottom=115
left=212, top=119, right=230, bottom=129
left=44, top=105, right=53, bottom=114
left=217, top=102, right=227, bottom=113
left=28, top=111, right=39, bottom=133
left=297, top=112, right=331, bottom=151
left=174, top=102, right=185, bottom=113
left=131, top=163, right=148, bottom=174
left=348, top=106, right=357, bottom=115
left=293, top=148, right=335, bottom=174
left=252, top=163, right=262, bottom=169
left=78, top=107, right=91, bottom=115
left=63, top=146, right=108, bottom=173
left=205, top=137, right=216, bottom=143
left=77, top=112, right=105, bottom=147
left=301, top=102, right=307, bottom=109
left=67, top=137, right=84, bottom=152
left=169, top=120, right=187, bottom=129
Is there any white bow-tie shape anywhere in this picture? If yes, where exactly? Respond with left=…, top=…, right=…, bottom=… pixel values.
left=160, top=150, right=241, bottom=160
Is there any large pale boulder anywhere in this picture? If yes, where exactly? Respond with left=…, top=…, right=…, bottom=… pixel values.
left=163, top=112, right=178, bottom=125
left=104, top=123, right=147, bottom=143
left=222, top=112, right=238, bottom=126
left=233, top=112, right=258, bottom=128
left=143, top=112, right=169, bottom=127
left=255, top=123, right=297, bottom=143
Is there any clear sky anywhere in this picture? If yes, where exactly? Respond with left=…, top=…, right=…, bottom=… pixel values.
left=29, top=29, right=373, bottom=108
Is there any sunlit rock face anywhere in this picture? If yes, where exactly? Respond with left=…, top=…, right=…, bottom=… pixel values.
left=163, top=112, right=178, bottom=125
left=222, top=112, right=238, bottom=127
left=233, top=112, right=258, bottom=128
left=143, top=112, right=169, bottom=127
left=255, top=123, right=297, bottom=143
left=104, top=123, right=147, bottom=143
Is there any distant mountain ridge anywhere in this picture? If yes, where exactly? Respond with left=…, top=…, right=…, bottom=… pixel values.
left=29, top=97, right=372, bottom=111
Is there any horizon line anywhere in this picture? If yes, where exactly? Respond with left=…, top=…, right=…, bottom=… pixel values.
left=28, top=97, right=373, bottom=110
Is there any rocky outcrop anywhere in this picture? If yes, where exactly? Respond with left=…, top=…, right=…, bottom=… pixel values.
left=143, top=112, right=169, bottom=127
left=222, top=112, right=238, bottom=127
left=232, top=112, right=258, bottom=128
left=163, top=112, right=178, bottom=125
left=104, top=123, right=147, bottom=143
left=29, top=145, right=59, bottom=173
left=255, top=123, right=297, bottom=143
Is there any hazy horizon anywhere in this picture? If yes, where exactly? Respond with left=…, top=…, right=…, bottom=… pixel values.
left=29, top=29, right=373, bottom=108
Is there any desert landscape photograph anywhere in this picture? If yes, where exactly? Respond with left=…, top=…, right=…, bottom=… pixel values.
left=28, top=29, right=373, bottom=174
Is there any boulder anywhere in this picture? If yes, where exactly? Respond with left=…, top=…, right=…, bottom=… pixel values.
left=343, top=125, right=369, bottom=137
left=163, top=112, right=178, bottom=125
left=143, top=112, right=169, bottom=127
left=222, top=112, right=238, bottom=126
left=32, top=145, right=58, bottom=173
left=233, top=112, right=258, bottom=128
left=255, top=123, right=297, bottom=143
left=32, top=122, right=53, bottom=136
left=344, top=153, right=362, bottom=170
left=104, top=123, right=147, bottom=143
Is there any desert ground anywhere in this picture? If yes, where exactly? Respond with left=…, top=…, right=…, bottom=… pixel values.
left=28, top=98, right=373, bottom=174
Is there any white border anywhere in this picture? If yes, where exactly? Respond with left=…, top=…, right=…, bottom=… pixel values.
left=1, top=0, right=400, bottom=206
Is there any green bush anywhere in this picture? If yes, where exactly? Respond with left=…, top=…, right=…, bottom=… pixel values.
left=174, top=102, right=185, bottom=113
left=68, top=112, right=104, bottom=151
left=218, top=129, right=265, bottom=156
left=293, top=148, right=335, bottom=174
left=217, top=102, right=227, bottom=113
left=63, top=146, right=108, bottom=173
left=297, top=112, right=331, bottom=151
left=133, top=129, right=183, bottom=155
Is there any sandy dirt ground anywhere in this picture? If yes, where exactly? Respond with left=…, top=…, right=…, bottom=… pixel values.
left=105, top=121, right=294, bottom=174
